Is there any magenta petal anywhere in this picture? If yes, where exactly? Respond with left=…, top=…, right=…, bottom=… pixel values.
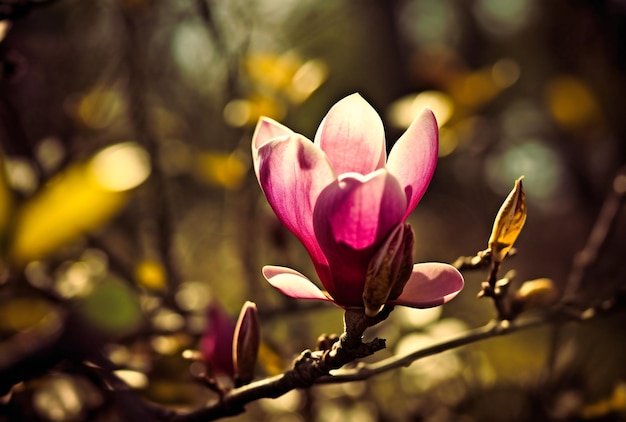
left=313, top=170, right=407, bottom=306
left=386, top=108, right=439, bottom=219
left=389, top=263, right=464, bottom=308
left=262, top=266, right=334, bottom=302
left=313, top=94, right=386, bottom=175
left=315, top=170, right=407, bottom=250
left=252, top=117, right=294, bottom=179
left=256, top=135, right=336, bottom=279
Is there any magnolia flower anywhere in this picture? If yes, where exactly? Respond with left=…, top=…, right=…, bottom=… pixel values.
left=252, top=93, right=463, bottom=316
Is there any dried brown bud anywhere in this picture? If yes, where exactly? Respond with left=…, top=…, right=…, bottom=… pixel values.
left=363, top=224, right=414, bottom=317
left=488, top=177, right=527, bottom=263
left=232, top=301, right=260, bottom=385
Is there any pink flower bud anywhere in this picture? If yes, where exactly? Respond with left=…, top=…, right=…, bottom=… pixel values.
left=200, top=302, right=235, bottom=377
left=232, top=301, right=260, bottom=385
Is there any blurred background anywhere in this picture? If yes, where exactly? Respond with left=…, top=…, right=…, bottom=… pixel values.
left=0, top=0, right=626, bottom=420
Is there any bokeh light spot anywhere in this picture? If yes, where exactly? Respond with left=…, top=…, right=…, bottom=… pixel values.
left=89, top=142, right=151, bottom=191
left=398, top=0, right=459, bottom=47
left=172, top=21, right=223, bottom=94
left=289, top=59, right=328, bottom=103
left=388, top=91, right=454, bottom=129
left=134, top=260, right=167, bottom=290
left=76, top=86, right=124, bottom=130
left=113, top=370, right=148, bottom=389
left=492, top=58, right=521, bottom=89
left=545, top=75, right=602, bottom=132
left=486, top=140, right=563, bottom=201
left=474, top=0, right=535, bottom=37
left=175, top=281, right=210, bottom=312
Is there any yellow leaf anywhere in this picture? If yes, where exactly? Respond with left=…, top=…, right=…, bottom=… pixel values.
left=488, top=177, right=527, bottom=263
left=9, top=143, right=150, bottom=265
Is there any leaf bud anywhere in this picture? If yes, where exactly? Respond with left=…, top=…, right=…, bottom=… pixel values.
left=488, top=177, right=527, bottom=263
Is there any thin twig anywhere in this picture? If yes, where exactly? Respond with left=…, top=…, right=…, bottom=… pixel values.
left=316, top=316, right=540, bottom=383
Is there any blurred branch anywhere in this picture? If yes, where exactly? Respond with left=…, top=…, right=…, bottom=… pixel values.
left=545, top=165, right=626, bottom=382
left=0, top=309, right=105, bottom=396
left=561, top=165, right=626, bottom=304
left=118, top=2, right=184, bottom=309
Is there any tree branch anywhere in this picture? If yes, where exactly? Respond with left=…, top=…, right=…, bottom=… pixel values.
left=160, top=299, right=624, bottom=421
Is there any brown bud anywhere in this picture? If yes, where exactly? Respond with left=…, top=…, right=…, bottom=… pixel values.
left=363, top=224, right=414, bottom=317
left=232, top=301, right=260, bottom=385
left=488, top=177, right=527, bottom=263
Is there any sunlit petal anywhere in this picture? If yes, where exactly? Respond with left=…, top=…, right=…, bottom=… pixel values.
left=313, top=93, right=386, bottom=175
left=262, top=266, right=334, bottom=302
left=257, top=134, right=336, bottom=281
left=252, top=117, right=294, bottom=178
left=387, top=108, right=439, bottom=219
left=390, top=263, right=464, bottom=308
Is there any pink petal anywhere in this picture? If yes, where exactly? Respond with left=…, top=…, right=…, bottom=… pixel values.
left=386, top=108, right=439, bottom=219
left=256, top=135, right=336, bottom=281
left=252, top=117, right=294, bottom=180
left=389, top=263, right=464, bottom=308
left=313, top=94, right=386, bottom=175
left=313, top=170, right=407, bottom=306
left=262, top=265, right=335, bottom=302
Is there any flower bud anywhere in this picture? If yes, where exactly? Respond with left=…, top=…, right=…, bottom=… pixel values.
left=488, top=177, right=527, bottom=263
left=200, top=302, right=235, bottom=377
left=512, top=278, right=558, bottom=314
left=232, top=301, right=260, bottom=385
left=363, top=224, right=414, bottom=317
